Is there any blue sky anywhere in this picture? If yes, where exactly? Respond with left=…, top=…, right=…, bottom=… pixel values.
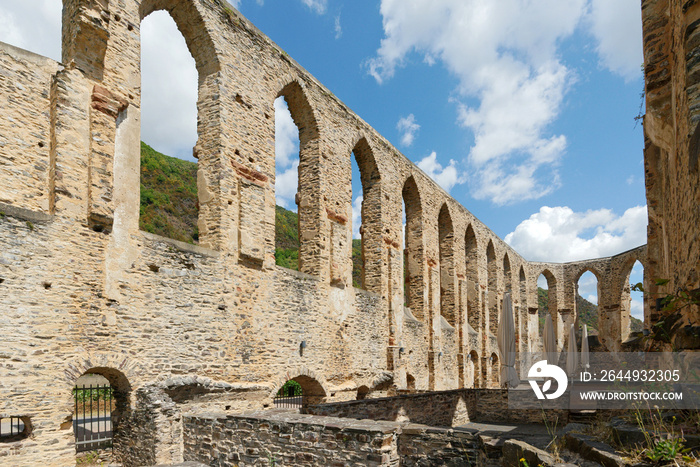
left=0, top=0, right=646, bottom=319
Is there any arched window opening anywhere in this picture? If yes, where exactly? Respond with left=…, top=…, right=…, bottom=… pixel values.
left=356, top=385, right=370, bottom=400
left=73, top=368, right=130, bottom=457
left=576, top=270, right=600, bottom=340
left=438, top=204, right=456, bottom=325
left=273, top=375, right=326, bottom=411
left=351, top=150, right=364, bottom=288
left=503, top=254, right=512, bottom=293
left=486, top=241, right=498, bottom=336
left=490, top=353, right=499, bottom=388
left=465, top=225, right=479, bottom=335
left=468, top=350, right=480, bottom=388
left=626, top=260, right=645, bottom=337
left=274, top=96, right=301, bottom=270
left=519, top=267, right=528, bottom=352
left=503, top=254, right=514, bottom=349
left=402, top=177, right=424, bottom=320
left=351, top=138, right=381, bottom=292
left=139, top=11, right=199, bottom=244
left=406, top=374, right=416, bottom=391
left=275, top=82, right=320, bottom=276
left=537, top=270, right=558, bottom=340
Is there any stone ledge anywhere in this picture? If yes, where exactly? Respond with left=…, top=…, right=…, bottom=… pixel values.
left=0, top=201, right=52, bottom=224
left=140, top=231, right=219, bottom=257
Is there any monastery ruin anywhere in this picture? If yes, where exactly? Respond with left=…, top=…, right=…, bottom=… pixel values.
left=0, top=0, right=697, bottom=465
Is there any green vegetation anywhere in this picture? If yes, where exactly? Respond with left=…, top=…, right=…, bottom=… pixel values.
left=351, top=239, right=362, bottom=288
left=277, top=379, right=302, bottom=396
left=139, top=142, right=199, bottom=244
left=274, top=205, right=300, bottom=270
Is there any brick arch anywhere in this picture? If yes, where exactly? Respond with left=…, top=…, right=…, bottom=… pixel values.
left=62, top=352, right=140, bottom=455
left=352, top=136, right=383, bottom=292
left=62, top=352, right=141, bottom=395
left=277, top=80, right=323, bottom=275
left=269, top=367, right=330, bottom=405
left=140, top=0, right=221, bottom=77
left=403, top=175, right=425, bottom=321
left=573, top=266, right=603, bottom=284
left=438, top=203, right=456, bottom=326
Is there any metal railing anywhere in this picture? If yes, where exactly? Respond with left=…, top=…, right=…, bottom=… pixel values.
left=0, top=417, right=25, bottom=439
left=73, top=384, right=114, bottom=453
left=273, top=394, right=305, bottom=409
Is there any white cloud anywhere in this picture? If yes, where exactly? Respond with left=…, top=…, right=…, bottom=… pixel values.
left=0, top=1, right=61, bottom=61
left=301, top=0, right=328, bottom=15
left=417, top=152, right=463, bottom=193
left=630, top=298, right=643, bottom=321
left=141, top=11, right=198, bottom=160
left=367, top=0, right=587, bottom=205
left=368, top=0, right=643, bottom=205
left=275, top=97, right=300, bottom=168
left=505, top=205, right=648, bottom=262
left=352, top=195, right=363, bottom=239
left=587, top=0, right=643, bottom=80
left=227, top=0, right=242, bottom=8
left=335, top=15, right=342, bottom=39
left=397, top=114, right=420, bottom=147
left=274, top=97, right=300, bottom=209
left=275, top=160, right=299, bottom=209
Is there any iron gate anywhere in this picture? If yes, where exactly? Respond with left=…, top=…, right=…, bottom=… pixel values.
left=273, top=383, right=304, bottom=409
left=73, top=385, right=113, bottom=452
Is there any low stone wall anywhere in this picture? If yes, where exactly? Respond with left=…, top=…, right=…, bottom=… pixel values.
left=307, top=388, right=568, bottom=427
left=182, top=410, right=479, bottom=467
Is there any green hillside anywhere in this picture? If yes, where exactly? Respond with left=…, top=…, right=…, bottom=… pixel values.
left=140, top=142, right=199, bottom=244
left=274, top=205, right=300, bottom=270
left=537, top=287, right=643, bottom=336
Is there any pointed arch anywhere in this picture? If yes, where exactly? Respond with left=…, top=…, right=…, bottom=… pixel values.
left=438, top=203, right=456, bottom=325
left=519, top=266, right=529, bottom=352
left=503, top=253, right=512, bottom=293
left=403, top=175, right=425, bottom=321
left=464, top=224, right=480, bottom=337
left=277, top=81, right=322, bottom=275
left=537, top=268, right=559, bottom=341
left=140, top=0, right=221, bottom=77
left=486, top=240, right=498, bottom=336
left=620, top=257, right=647, bottom=342
left=351, top=136, right=382, bottom=292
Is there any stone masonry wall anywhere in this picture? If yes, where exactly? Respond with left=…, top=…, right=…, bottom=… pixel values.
left=182, top=411, right=479, bottom=467
left=641, top=0, right=700, bottom=351
left=0, top=0, right=653, bottom=464
left=306, top=388, right=568, bottom=427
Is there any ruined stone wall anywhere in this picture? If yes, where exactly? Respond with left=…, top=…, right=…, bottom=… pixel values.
left=182, top=411, right=479, bottom=467
left=0, top=43, right=59, bottom=212
left=306, top=388, right=568, bottom=427
left=0, top=0, right=651, bottom=464
left=642, top=0, right=700, bottom=351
